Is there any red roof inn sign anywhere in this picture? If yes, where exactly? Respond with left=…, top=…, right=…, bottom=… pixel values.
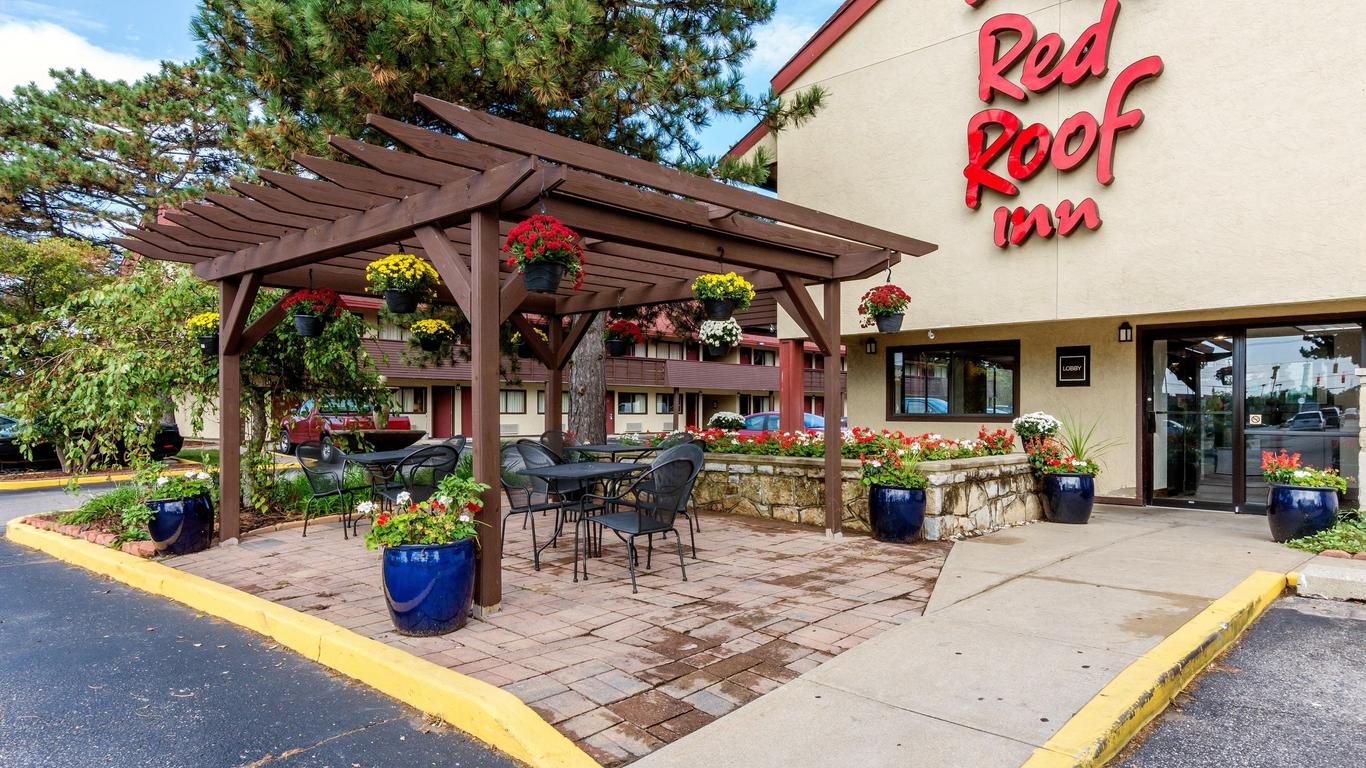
left=964, top=0, right=1163, bottom=247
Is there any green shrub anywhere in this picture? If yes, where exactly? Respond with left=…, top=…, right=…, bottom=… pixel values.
left=1286, top=511, right=1366, bottom=554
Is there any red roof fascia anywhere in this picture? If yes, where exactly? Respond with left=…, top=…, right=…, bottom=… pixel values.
left=725, top=0, right=883, bottom=159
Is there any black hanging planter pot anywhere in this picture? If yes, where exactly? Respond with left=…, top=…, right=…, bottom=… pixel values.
left=1266, top=485, right=1338, bottom=542
left=521, top=262, right=565, bottom=294
left=702, top=298, right=737, bottom=321
left=418, top=337, right=443, bottom=353
left=875, top=313, right=905, bottom=333
left=1041, top=473, right=1096, bottom=524
left=605, top=338, right=633, bottom=357
left=196, top=334, right=219, bottom=357
left=385, top=288, right=419, bottom=314
left=293, top=314, right=324, bottom=337
left=517, top=341, right=535, bottom=358
left=704, top=343, right=731, bottom=358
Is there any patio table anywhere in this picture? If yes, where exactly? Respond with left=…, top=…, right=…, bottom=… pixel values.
left=520, top=461, right=643, bottom=567
left=572, top=443, right=657, bottom=461
left=344, top=447, right=420, bottom=494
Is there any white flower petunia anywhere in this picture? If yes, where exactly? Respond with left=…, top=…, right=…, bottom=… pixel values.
left=156, top=476, right=169, bottom=486
left=396, top=491, right=412, bottom=506
left=458, top=513, right=472, bottom=523
left=356, top=501, right=376, bottom=514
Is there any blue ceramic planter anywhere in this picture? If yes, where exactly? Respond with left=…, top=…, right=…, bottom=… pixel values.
left=1041, top=473, right=1095, bottom=524
left=382, top=539, right=476, bottom=636
left=868, top=485, right=926, bottom=543
left=1266, top=485, right=1338, bottom=543
left=146, top=494, right=214, bottom=555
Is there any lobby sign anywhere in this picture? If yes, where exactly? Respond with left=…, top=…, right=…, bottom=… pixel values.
left=1056, top=345, right=1091, bottom=387
left=963, top=0, right=1163, bottom=247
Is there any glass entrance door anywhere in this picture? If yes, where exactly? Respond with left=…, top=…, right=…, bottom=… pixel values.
left=1243, top=324, right=1361, bottom=511
left=1148, top=333, right=1238, bottom=509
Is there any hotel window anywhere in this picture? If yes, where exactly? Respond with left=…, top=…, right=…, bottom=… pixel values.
left=888, top=341, right=1018, bottom=419
left=388, top=386, right=426, bottom=414
left=653, top=341, right=684, bottom=360
left=751, top=349, right=777, bottom=366
left=499, top=389, right=527, bottom=414
left=535, top=391, right=571, bottom=415
left=656, top=393, right=680, bottom=414
left=617, top=392, right=647, bottom=414
left=739, top=394, right=772, bottom=414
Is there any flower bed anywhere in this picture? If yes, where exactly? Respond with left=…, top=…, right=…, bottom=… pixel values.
left=23, top=513, right=157, bottom=557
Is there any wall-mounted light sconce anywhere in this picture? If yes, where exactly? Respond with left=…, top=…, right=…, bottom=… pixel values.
left=865, top=337, right=878, bottom=355
left=1118, top=321, right=1134, bottom=343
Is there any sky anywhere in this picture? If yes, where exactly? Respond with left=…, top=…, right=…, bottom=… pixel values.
left=0, top=0, right=841, bottom=157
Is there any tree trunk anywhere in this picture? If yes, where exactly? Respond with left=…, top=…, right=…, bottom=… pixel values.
left=241, top=389, right=269, bottom=505
left=569, top=313, right=608, bottom=444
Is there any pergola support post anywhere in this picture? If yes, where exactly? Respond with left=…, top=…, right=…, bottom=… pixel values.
left=672, top=387, right=681, bottom=431
left=778, top=339, right=804, bottom=434
left=469, top=207, right=503, bottom=614
left=546, top=319, right=564, bottom=436
left=218, top=279, right=244, bottom=543
left=822, top=282, right=842, bottom=538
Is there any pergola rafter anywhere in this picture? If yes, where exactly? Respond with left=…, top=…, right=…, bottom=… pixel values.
left=122, top=94, right=937, bottom=614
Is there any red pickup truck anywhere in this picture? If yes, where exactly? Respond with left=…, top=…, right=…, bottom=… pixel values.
left=277, top=399, right=413, bottom=457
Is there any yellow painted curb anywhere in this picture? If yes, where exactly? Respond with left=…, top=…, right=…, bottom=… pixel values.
left=5, top=518, right=600, bottom=768
left=0, top=460, right=296, bottom=492
left=1020, top=570, right=1287, bottom=768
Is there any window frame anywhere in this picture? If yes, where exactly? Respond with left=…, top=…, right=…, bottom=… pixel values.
left=617, top=392, right=647, bottom=415
left=499, top=389, right=527, bottom=415
left=535, top=390, right=571, bottom=415
left=885, top=340, right=1020, bottom=422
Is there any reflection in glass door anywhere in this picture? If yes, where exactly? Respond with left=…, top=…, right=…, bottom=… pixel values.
left=1149, top=334, right=1238, bottom=508
left=1244, top=324, right=1361, bottom=511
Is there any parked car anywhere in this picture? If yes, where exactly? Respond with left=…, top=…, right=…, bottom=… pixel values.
left=277, top=398, right=413, bottom=458
left=736, top=411, right=846, bottom=437
left=0, top=414, right=183, bottom=466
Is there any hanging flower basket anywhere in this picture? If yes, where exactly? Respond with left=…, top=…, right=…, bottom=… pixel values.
left=502, top=214, right=586, bottom=294
left=699, top=318, right=741, bottom=358
left=604, top=319, right=644, bottom=357
left=691, top=272, right=755, bottom=320
left=185, top=312, right=219, bottom=357
left=858, top=285, right=911, bottom=331
left=410, top=318, right=456, bottom=353
left=366, top=253, right=439, bottom=314
left=282, top=288, right=341, bottom=337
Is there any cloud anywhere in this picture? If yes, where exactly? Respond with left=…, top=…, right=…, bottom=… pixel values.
left=0, top=20, right=160, bottom=96
left=747, top=15, right=821, bottom=78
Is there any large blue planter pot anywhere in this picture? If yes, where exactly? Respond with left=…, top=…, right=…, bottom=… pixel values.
left=1266, top=485, right=1338, bottom=543
left=382, top=539, right=476, bottom=636
left=146, top=494, right=214, bottom=555
left=1041, top=473, right=1095, bottom=524
left=868, top=485, right=926, bottom=543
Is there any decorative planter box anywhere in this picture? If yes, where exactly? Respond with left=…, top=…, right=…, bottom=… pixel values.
left=693, top=453, right=1041, bottom=540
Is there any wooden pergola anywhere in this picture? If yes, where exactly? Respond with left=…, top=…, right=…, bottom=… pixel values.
left=120, top=94, right=937, bottom=612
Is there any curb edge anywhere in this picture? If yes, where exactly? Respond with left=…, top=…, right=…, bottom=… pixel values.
left=1019, top=569, right=1287, bottom=768
left=4, top=518, right=600, bottom=768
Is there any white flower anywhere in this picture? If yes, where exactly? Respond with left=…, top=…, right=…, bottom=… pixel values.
left=194, top=471, right=211, bottom=481
left=156, top=476, right=169, bottom=486
left=435, top=495, right=452, bottom=507
left=184, top=470, right=196, bottom=478
left=1292, top=469, right=1311, bottom=478
left=396, top=491, right=412, bottom=506
left=458, top=513, right=472, bottom=523
left=699, top=319, right=742, bottom=346
left=356, top=501, right=376, bottom=514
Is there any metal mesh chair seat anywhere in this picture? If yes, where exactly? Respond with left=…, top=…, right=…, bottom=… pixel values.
left=501, top=442, right=573, bottom=570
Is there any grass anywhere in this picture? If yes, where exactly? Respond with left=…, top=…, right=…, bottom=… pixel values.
left=1286, top=510, right=1365, bottom=554
left=175, top=447, right=219, bottom=465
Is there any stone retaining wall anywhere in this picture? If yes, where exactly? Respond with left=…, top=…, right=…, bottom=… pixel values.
left=693, top=453, right=1041, bottom=540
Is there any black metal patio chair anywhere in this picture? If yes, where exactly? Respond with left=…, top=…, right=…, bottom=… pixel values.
left=500, top=442, right=570, bottom=571
left=630, top=433, right=703, bottom=554
left=537, top=429, right=582, bottom=463
left=296, top=441, right=372, bottom=539
left=575, top=444, right=702, bottom=592
left=375, top=444, right=460, bottom=511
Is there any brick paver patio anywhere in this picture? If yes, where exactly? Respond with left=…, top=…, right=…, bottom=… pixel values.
left=170, top=510, right=948, bottom=765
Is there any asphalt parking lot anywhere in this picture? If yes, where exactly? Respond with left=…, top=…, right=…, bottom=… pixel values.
left=1115, top=596, right=1366, bottom=767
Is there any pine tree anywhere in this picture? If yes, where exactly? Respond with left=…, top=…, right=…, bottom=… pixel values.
left=0, top=61, right=249, bottom=240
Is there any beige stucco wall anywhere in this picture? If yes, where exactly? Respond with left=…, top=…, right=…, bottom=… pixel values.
left=764, top=0, right=1366, bottom=500
left=770, top=0, right=1366, bottom=335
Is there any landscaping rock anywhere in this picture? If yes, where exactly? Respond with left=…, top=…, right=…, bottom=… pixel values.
left=1322, top=549, right=1352, bottom=559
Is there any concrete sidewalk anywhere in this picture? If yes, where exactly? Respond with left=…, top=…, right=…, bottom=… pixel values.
left=634, top=506, right=1314, bottom=768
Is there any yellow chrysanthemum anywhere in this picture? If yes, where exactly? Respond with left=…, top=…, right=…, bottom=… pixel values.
left=185, top=312, right=219, bottom=336
left=691, top=271, right=756, bottom=309
left=366, top=254, right=439, bottom=295
left=410, top=319, right=455, bottom=339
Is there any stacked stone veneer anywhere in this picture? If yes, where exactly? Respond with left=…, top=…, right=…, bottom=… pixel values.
left=693, top=452, right=1041, bottom=540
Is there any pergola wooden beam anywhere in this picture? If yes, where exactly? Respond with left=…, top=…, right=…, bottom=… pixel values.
left=198, top=158, right=537, bottom=280
left=416, top=94, right=939, bottom=257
